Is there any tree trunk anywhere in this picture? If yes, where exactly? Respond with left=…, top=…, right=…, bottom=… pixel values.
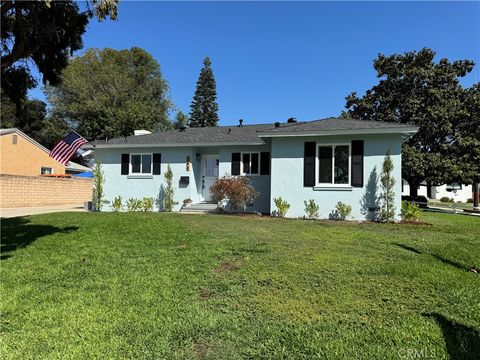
left=427, top=182, right=432, bottom=199
left=474, top=182, right=479, bottom=210
left=409, top=183, right=419, bottom=197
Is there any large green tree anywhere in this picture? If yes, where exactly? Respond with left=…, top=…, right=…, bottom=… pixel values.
left=189, top=57, right=219, bottom=127
left=343, top=48, right=476, bottom=196
left=1, top=0, right=118, bottom=114
left=46, top=47, right=173, bottom=140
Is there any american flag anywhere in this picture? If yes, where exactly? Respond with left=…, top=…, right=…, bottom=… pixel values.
left=50, top=132, right=88, bottom=165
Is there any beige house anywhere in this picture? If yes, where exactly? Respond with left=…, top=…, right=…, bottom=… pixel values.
left=0, top=128, right=66, bottom=176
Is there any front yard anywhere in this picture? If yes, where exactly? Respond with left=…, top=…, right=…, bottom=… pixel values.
left=1, top=212, right=479, bottom=359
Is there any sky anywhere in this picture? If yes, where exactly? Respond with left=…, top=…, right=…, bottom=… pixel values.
left=29, top=1, right=480, bottom=126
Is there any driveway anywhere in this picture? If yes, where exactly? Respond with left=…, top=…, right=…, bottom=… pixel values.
left=1, top=205, right=86, bottom=218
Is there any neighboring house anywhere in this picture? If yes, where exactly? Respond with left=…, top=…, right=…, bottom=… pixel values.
left=0, top=128, right=89, bottom=176
left=402, top=180, right=473, bottom=203
left=88, top=117, right=418, bottom=219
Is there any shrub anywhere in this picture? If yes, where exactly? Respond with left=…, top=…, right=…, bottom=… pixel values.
left=467, top=198, right=474, bottom=203
left=126, top=198, right=141, bottom=211
left=183, top=198, right=193, bottom=205
left=111, top=196, right=123, bottom=212
left=335, top=202, right=352, bottom=220
left=401, top=201, right=422, bottom=221
left=92, top=160, right=105, bottom=211
left=210, top=176, right=259, bottom=210
left=273, top=197, right=290, bottom=218
left=440, top=197, right=454, bottom=203
left=163, top=164, right=175, bottom=212
left=140, top=197, right=155, bottom=212
left=304, top=199, right=319, bottom=219
left=379, top=149, right=396, bottom=222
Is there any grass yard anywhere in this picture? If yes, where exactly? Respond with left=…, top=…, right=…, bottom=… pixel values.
left=1, top=212, right=479, bottom=359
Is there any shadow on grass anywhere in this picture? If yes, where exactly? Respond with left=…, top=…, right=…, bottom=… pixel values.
left=1, top=217, right=78, bottom=261
left=392, top=243, right=472, bottom=272
left=392, top=243, right=421, bottom=254
left=423, top=313, right=480, bottom=360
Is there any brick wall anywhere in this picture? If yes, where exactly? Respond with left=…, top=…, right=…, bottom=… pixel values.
left=0, top=174, right=92, bottom=208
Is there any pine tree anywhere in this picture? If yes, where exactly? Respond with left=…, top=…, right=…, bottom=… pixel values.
left=173, top=111, right=189, bottom=129
left=379, top=149, right=396, bottom=222
left=189, top=57, right=219, bottom=127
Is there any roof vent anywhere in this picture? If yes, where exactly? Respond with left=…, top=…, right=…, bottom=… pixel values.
left=238, top=119, right=244, bottom=127
left=287, top=117, right=297, bottom=123
left=134, top=129, right=152, bottom=136
left=274, top=122, right=280, bottom=128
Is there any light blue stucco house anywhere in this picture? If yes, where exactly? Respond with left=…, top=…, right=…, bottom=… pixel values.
left=88, top=117, right=418, bottom=220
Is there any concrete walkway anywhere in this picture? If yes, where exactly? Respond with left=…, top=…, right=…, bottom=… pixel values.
left=1, top=205, right=86, bottom=218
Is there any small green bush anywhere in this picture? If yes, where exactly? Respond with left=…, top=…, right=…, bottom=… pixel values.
left=401, top=201, right=422, bottom=221
left=304, top=199, right=319, bottom=219
left=466, top=198, right=473, bottom=203
left=335, top=202, right=352, bottom=221
left=440, top=197, right=454, bottom=203
left=273, top=197, right=290, bottom=218
left=126, top=198, right=142, bottom=211
left=111, top=196, right=123, bottom=212
left=141, top=197, right=155, bottom=212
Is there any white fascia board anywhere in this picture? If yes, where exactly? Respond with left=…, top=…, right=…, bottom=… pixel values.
left=83, top=141, right=265, bottom=149
left=258, top=127, right=419, bottom=137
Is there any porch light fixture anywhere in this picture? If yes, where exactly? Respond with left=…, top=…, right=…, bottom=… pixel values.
left=196, top=153, right=201, bottom=161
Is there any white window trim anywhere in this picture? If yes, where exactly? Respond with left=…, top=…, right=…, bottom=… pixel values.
left=130, top=153, right=153, bottom=175
left=240, top=152, right=260, bottom=176
left=315, top=143, right=351, bottom=187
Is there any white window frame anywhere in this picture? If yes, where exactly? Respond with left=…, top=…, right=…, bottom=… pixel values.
left=240, top=152, right=260, bottom=176
left=130, top=153, right=153, bottom=175
left=41, top=166, right=54, bottom=175
left=316, top=143, right=351, bottom=187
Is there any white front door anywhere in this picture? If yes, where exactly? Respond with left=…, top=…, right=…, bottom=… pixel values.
left=202, top=155, right=219, bottom=201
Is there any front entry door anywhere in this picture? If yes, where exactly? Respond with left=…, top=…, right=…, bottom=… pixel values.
left=202, top=156, right=219, bottom=201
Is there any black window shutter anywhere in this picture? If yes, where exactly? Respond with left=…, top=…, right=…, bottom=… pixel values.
left=260, top=152, right=270, bottom=175
left=153, top=153, right=161, bottom=175
left=304, top=142, right=316, bottom=187
left=231, top=153, right=240, bottom=175
left=351, top=140, right=364, bottom=187
left=121, top=153, right=129, bottom=175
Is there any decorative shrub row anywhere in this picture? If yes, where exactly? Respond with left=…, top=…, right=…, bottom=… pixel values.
left=111, top=196, right=155, bottom=212
left=272, top=198, right=352, bottom=221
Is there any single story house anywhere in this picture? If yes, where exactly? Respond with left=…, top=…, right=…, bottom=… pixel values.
left=402, top=181, right=474, bottom=203
left=88, top=117, right=418, bottom=220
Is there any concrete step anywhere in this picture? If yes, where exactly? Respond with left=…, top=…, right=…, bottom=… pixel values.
left=180, top=202, right=218, bottom=213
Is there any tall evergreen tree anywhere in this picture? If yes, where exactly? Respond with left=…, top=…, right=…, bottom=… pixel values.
left=189, top=57, right=219, bottom=127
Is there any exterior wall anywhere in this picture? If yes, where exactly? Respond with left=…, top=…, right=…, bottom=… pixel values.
left=433, top=184, right=473, bottom=202
left=402, top=181, right=473, bottom=202
left=0, top=174, right=92, bottom=208
left=0, top=133, right=65, bottom=176
left=270, top=134, right=403, bottom=220
left=95, top=147, right=199, bottom=212
left=96, top=144, right=272, bottom=213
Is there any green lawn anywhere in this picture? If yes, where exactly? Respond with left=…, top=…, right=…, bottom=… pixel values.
left=1, top=212, right=479, bottom=359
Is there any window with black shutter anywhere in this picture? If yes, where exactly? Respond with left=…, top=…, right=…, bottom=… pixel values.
left=304, top=142, right=316, bottom=187
left=153, top=153, right=161, bottom=175
left=351, top=140, right=364, bottom=187
left=260, top=152, right=270, bottom=175
left=231, top=153, right=241, bottom=175
left=121, top=153, right=129, bottom=175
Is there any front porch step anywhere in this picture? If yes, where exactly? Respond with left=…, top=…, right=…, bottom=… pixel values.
left=180, top=202, right=218, bottom=213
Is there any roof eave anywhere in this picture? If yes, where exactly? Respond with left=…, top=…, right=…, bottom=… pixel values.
left=258, top=127, right=419, bottom=137
left=83, top=140, right=266, bottom=149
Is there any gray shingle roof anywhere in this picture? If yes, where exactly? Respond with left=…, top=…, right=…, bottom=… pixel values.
left=91, top=117, right=417, bottom=147
left=92, top=123, right=276, bottom=146
left=259, top=117, right=417, bottom=134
